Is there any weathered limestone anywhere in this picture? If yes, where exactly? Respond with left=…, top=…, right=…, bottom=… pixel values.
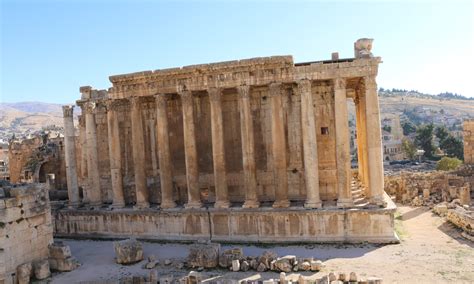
left=114, top=238, right=144, bottom=264
left=363, top=76, right=385, bottom=205
left=62, top=105, right=80, bottom=207
left=106, top=100, right=125, bottom=208
left=130, top=97, right=149, bottom=208
left=464, top=119, right=474, bottom=164
left=208, top=87, right=230, bottom=208
left=83, top=100, right=102, bottom=205
left=187, top=243, right=220, bottom=268
left=298, top=80, right=321, bottom=208
left=269, top=83, right=290, bottom=208
left=179, top=89, right=202, bottom=208
left=238, top=85, right=259, bottom=208
left=334, top=78, right=353, bottom=207
left=155, top=94, right=176, bottom=209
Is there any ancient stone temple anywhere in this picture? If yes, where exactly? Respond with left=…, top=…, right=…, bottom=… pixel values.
left=56, top=39, right=397, bottom=243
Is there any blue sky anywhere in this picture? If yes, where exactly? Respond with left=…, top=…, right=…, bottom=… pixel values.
left=1, top=0, right=473, bottom=103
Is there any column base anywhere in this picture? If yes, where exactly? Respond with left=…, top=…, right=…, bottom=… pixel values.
left=134, top=202, right=149, bottom=209
left=272, top=199, right=290, bottom=208
left=110, top=202, right=125, bottom=209
left=337, top=198, right=353, bottom=208
left=161, top=200, right=177, bottom=209
left=304, top=200, right=322, bottom=209
left=214, top=200, right=230, bottom=209
left=185, top=201, right=202, bottom=209
left=370, top=195, right=386, bottom=207
left=242, top=199, right=260, bottom=209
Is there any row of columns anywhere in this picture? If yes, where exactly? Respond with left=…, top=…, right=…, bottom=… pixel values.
left=63, top=77, right=384, bottom=209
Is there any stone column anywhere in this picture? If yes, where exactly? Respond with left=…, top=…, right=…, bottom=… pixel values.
left=298, top=80, right=322, bottom=208
left=155, top=94, right=176, bottom=209
left=62, top=105, right=80, bottom=207
left=354, top=96, right=366, bottom=186
left=179, top=89, right=202, bottom=208
left=106, top=100, right=125, bottom=208
left=84, top=102, right=102, bottom=206
left=363, top=76, right=385, bottom=205
left=130, top=97, right=149, bottom=208
left=269, top=83, right=290, bottom=208
left=237, top=85, right=259, bottom=208
left=334, top=78, right=353, bottom=207
left=208, top=87, right=230, bottom=208
left=358, top=91, right=370, bottom=195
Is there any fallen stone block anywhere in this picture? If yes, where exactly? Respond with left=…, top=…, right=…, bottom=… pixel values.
left=310, top=260, right=324, bottom=271
left=219, top=247, right=243, bottom=268
left=17, top=262, right=32, bottom=284
left=34, top=259, right=51, bottom=280
left=273, top=255, right=296, bottom=272
left=113, top=238, right=144, bottom=264
left=298, top=261, right=311, bottom=271
left=257, top=262, right=267, bottom=272
left=49, top=242, right=72, bottom=259
left=258, top=250, right=277, bottom=270
left=241, top=260, right=250, bottom=272
left=49, top=257, right=81, bottom=272
left=232, top=259, right=240, bottom=272
left=187, top=243, right=220, bottom=268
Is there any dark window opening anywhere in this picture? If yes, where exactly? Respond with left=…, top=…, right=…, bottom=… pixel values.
left=321, top=127, right=329, bottom=135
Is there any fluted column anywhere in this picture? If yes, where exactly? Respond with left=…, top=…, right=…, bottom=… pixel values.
left=363, top=76, right=385, bottom=205
left=237, top=85, right=259, bottom=208
left=155, top=94, right=176, bottom=209
left=106, top=100, right=125, bottom=208
left=334, top=78, right=353, bottom=207
left=208, top=88, right=230, bottom=208
left=269, top=83, right=290, bottom=208
left=298, top=80, right=322, bottom=208
left=358, top=91, right=370, bottom=194
left=62, top=105, right=80, bottom=207
left=130, top=97, right=149, bottom=208
left=179, top=89, right=202, bottom=208
left=354, top=94, right=366, bottom=186
left=84, top=102, right=101, bottom=206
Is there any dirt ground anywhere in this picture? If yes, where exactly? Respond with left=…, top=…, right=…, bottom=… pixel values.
left=50, top=206, right=474, bottom=283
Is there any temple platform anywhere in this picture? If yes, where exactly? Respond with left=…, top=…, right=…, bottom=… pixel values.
left=53, top=193, right=398, bottom=244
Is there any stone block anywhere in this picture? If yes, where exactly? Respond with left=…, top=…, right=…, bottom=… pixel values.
left=187, top=243, right=220, bottom=268
left=273, top=255, right=296, bottom=272
left=16, top=262, right=32, bottom=284
left=113, top=238, right=144, bottom=264
left=49, top=257, right=80, bottom=272
left=310, top=260, right=324, bottom=271
left=231, top=259, right=240, bottom=272
left=33, top=259, right=51, bottom=280
left=219, top=247, right=243, bottom=268
left=49, top=242, right=72, bottom=259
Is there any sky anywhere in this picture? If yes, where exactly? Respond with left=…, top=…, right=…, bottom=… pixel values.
left=1, top=0, right=473, bottom=104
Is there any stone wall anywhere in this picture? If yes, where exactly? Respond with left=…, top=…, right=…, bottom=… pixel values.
left=446, top=206, right=474, bottom=236
left=0, top=184, right=53, bottom=283
left=464, top=119, right=474, bottom=164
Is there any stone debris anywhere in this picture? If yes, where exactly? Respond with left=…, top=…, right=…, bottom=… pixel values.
left=258, top=250, right=278, bottom=270
left=231, top=259, right=241, bottom=272
left=16, top=262, right=32, bottom=284
left=164, top=259, right=172, bottom=265
left=219, top=247, right=243, bottom=268
left=257, top=262, right=267, bottom=272
left=113, top=238, right=144, bottom=264
left=148, top=269, right=158, bottom=283
left=240, top=260, right=250, bottom=272
left=273, top=255, right=296, bottom=273
left=34, top=259, right=51, bottom=280
left=48, top=242, right=80, bottom=272
left=187, top=243, right=220, bottom=268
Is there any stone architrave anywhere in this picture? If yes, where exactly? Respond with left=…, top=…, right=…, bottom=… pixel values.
left=297, top=80, right=322, bottom=208
left=83, top=101, right=102, bottom=206
left=179, top=89, right=202, bottom=208
left=364, top=76, right=385, bottom=205
left=62, top=105, right=80, bottom=207
left=155, top=94, right=176, bottom=209
left=334, top=78, right=353, bottom=207
left=208, top=87, right=230, bottom=208
left=130, top=97, right=149, bottom=208
left=237, top=85, right=259, bottom=208
left=269, top=83, right=290, bottom=208
left=106, top=100, right=125, bottom=208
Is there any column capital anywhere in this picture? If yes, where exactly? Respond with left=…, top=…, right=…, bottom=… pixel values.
left=83, top=101, right=97, bottom=114
left=297, top=79, right=311, bottom=93
left=154, top=94, right=168, bottom=108
left=62, top=105, right=74, bottom=117
left=129, top=96, right=142, bottom=107
left=105, top=99, right=122, bottom=111
left=178, top=90, right=193, bottom=104
left=333, top=77, right=346, bottom=90
left=268, top=82, right=282, bottom=97
left=363, top=76, right=377, bottom=88
left=208, top=87, right=223, bottom=102
left=237, top=85, right=250, bottom=98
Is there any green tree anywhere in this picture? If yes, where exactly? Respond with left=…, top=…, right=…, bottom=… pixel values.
left=382, top=125, right=392, bottom=133
left=435, top=126, right=449, bottom=142
left=402, top=138, right=417, bottom=160
left=440, top=136, right=464, bottom=160
left=402, top=121, right=416, bottom=136
left=415, top=123, right=435, bottom=159
left=436, top=157, right=462, bottom=171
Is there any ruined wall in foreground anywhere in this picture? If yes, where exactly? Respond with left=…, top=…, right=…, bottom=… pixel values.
left=464, top=119, right=474, bottom=164
left=0, top=184, right=53, bottom=283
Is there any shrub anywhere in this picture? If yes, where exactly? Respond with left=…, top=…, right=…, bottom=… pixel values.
left=436, top=157, right=462, bottom=171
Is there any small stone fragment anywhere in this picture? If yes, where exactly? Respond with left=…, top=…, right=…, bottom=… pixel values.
left=219, top=247, right=243, bottom=268
left=241, top=260, right=250, bottom=272
left=338, top=273, right=347, bottom=282
left=280, top=272, right=287, bottom=284
left=328, top=272, right=337, bottom=282
left=257, top=262, right=267, bottom=272
left=349, top=272, right=358, bottom=282
left=299, top=261, right=311, bottom=271
left=164, top=259, right=172, bottom=265
left=250, top=259, right=258, bottom=270
left=367, top=276, right=383, bottom=284
left=114, top=238, right=144, bottom=264
left=188, top=271, right=202, bottom=284
left=232, top=259, right=240, bottom=272
left=148, top=269, right=158, bottom=283
left=34, top=259, right=51, bottom=280
left=310, top=260, right=324, bottom=271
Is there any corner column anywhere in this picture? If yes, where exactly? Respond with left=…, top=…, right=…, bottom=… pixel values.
left=237, top=85, right=259, bottom=208
left=62, top=105, right=80, bottom=207
left=334, top=78, right=353, bottom=207
left=83, top=102, right=102, bottom=206
left=208, top=87, right=230, bottom=208
left=106, top=100, right=125, bottom=208
left=130, top=97, right=149, bottom=208
left=155, top=94, right=176, bottom=209
left=179, top=89, right=202, bottom=208
left=269, top=83, right=290, bottom=208
left=298, top=80, right=322, bottom=208
left=363, top=76, right=385, bottom=205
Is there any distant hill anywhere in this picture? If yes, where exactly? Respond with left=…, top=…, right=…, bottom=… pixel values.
left=0, top=102, right=79, bottom=141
